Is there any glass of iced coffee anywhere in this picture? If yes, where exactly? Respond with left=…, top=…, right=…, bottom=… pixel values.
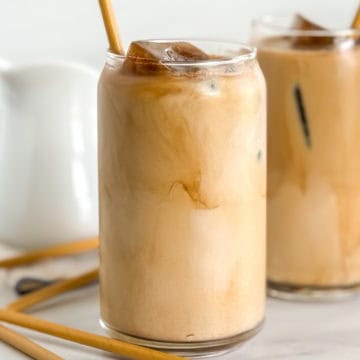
left=98, top=40, right=266, bottom=357
left=253, top=14, right=360, bottom=299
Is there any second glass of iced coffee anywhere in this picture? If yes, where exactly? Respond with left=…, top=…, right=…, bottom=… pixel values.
left=98, top=39, right=266, bottom=357
left=253, top=14, right=360, bottom=300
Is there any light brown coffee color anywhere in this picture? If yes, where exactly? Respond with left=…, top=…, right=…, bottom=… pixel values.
left=258, top=37, right=360, bottom=287
left=98, top=46, right=266, bottom=342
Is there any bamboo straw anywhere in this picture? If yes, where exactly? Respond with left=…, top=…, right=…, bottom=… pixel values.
left=99, top=0, right=125, bottom=54
left=7, top=269, right=99, bottom=312
left=0, top=238, right=99, bottom=269
left=0, top=310, right=185, bottom=360
left=352, top=5, right=360, bottom=28
left=0, top=324, right=63, bottom=360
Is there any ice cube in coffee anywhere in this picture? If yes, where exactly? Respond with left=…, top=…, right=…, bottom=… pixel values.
left=122, top=41, right=209, bottom=74
left=98, top=40, right=266, bottom=356
left=252, top=14, right=360, bottom=299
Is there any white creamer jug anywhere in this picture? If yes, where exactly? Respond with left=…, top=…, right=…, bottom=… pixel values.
left=0, top=61, right=98, bottom=249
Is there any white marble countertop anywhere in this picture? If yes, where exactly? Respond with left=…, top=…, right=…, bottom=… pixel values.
left=1, top=280, right=360, bottom=360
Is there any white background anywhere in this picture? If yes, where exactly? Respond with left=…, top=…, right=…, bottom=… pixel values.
left=0, top=0, right=358, bottom=69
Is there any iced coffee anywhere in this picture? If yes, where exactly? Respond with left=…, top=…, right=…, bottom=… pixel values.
left=253, top=14, right=360, bottom=298
left=98, top=40, right=266, bottom=356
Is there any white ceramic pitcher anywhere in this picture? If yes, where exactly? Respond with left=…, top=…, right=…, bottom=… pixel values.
left=0, top=61, right=98, bottom=249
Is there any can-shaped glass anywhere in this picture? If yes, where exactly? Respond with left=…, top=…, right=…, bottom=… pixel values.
left=253, top=15, right=360, bottom=300
left=98, top=40, right=266, bottom=357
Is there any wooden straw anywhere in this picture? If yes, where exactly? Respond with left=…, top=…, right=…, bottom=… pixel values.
left=0, top=238, right=99, bottom=269
left=99, top=0, right=125, bottom=54
left=352, top=5, right=360, bottom=28
left=0, top=310, right=186, bottom=360
left=0, top=324, right=63, bottom=360
left=7, top=269, right=99, bottom=312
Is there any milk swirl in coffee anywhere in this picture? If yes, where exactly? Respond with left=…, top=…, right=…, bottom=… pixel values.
left=254, top=14, right=360, bottom=297
left=98, top=40, right=266, bottom=355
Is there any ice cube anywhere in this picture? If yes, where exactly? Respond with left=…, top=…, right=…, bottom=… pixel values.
left=162, top=42, right=209, bottom=62
left=291, top=14, right=333, bottom=47
left=122, top=41, right=209, bottom=75
left=292, top=14, right=325, bottom=32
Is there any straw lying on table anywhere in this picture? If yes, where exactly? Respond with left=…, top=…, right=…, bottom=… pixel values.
left=0, top=239, right=99, bottom=357
left=0, top=310, right=186, bottom=360
left=7, top=268, right=99, bottom=312
left=0, top=240, right=99, bottom=359
left=0, top=238, right=99, bottom=269
left=0, top=324, right=63, bottom=360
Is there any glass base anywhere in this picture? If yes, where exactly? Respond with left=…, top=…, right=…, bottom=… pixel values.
left=268, top=280, right=360, bottom=302
left=100, top=318, right=264, bottom=358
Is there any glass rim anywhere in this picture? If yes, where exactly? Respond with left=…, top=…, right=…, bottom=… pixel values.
left=252, top=14, right=360, bottom=37
left=106, top=39, right=257, bottom=67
